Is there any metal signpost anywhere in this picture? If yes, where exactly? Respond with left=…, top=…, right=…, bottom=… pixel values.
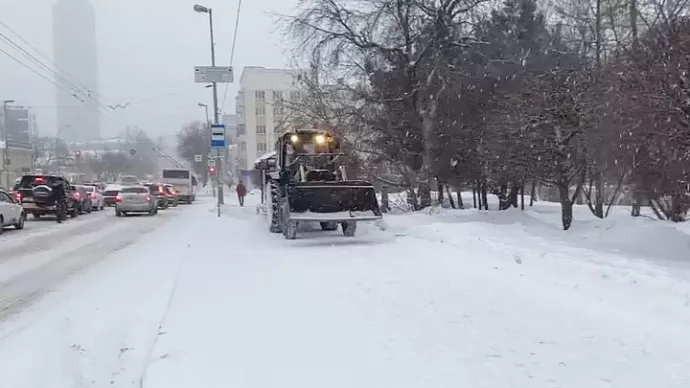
left=194, top=154, right=202, bottom=162
left=193, top=4, right=234, bottom=217
left=194, top=66, right=234, bottom=83
left=210, top=124, right=225, bottom=217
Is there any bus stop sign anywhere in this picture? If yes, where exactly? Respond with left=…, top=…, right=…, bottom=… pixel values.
left=210, top=124, right=225, bottom=149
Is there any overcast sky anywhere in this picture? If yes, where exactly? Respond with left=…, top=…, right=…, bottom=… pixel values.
left=0, top=0, right=299, bottom=139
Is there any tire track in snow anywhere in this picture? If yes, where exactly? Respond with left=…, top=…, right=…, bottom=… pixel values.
left=0, top=211, right=111, bottom=262
left=0, top=213, right=178, bottom=322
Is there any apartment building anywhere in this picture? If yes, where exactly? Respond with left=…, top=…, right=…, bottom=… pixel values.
left=234, top=66, right=303, bottom=171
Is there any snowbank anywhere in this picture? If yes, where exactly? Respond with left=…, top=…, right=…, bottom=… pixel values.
left=1, top=194, right=689, bottom=388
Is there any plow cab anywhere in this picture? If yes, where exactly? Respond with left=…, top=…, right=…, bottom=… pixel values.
left=259, top=129, right=382, bottom=239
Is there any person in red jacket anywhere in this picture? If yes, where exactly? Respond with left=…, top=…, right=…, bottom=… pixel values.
left=236, top=181, right=247, bottom=207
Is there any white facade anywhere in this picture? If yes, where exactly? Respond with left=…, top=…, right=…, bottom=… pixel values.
left=234, top=67, right=303, bottom=171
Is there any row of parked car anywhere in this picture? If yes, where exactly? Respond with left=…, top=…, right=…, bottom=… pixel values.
left=0, top=174, right=184, bottom=234
left=106, top=181, right=180, bottom=217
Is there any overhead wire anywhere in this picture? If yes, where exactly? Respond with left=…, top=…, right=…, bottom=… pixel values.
left=221, top=0, right=243, bottom=112
left=0, top=18, right=103, bottom=100
left=0, top=31, right=86, bottom=98
left=0, top=45, right=84, bottom=102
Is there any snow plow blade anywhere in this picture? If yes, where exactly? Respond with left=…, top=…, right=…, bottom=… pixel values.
left=286, top=181, right=382, bottom=222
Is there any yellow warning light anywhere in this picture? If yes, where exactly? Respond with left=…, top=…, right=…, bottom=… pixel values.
left=314, top=134, right=326, bottom=144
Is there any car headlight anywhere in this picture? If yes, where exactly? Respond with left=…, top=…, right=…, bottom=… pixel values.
left=314, top=134, right=326, bottom=144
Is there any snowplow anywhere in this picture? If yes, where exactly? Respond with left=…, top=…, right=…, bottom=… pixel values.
left=255, top=129, right=382, bottom=239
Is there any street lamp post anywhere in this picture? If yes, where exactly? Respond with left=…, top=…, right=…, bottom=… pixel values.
left=2, top=100, right=15, bottom=189
left=194, top=4, right=224, bottom=206
left=198, top=102, right=210, bottom=125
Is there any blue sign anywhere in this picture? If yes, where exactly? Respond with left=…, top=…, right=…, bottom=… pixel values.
left=210, top=124, right=225, bottom=149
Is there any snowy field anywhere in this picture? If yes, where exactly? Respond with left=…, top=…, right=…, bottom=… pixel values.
left=0, top=190, right=689, bottom=387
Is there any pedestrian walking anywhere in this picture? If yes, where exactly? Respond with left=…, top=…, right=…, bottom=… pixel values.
left=236, top=181, right=247, bottom=207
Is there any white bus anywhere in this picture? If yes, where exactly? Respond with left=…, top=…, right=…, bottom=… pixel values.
left=161, top=169, right=197, bottom=203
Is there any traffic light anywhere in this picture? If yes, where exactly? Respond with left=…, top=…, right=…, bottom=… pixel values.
left=208, top=166, right=216, bottom=175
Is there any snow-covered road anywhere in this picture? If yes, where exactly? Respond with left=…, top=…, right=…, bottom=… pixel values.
left=0, top=208, right=179, bottom=319
left=0, top=194, right=689, bottom=388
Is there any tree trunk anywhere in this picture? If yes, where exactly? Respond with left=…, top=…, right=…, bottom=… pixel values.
left=631, top=188, right=643, bottom=217
left=529, top=181, right=537, bottom=206
left=630, top=0, right=639, bottom=52
left=592, top=175, right=604, bottom=218
left=670, top=193, right=687, bottom=222
left=446, top=186, right=456, bottom=209
left=407, top=187, right=419, bottom=211
left=495, top=184, right=510, bottom=210
left=508, top=182, right=519, bottom=208
left=472, top=188, right=477, bottom=208
left=418, top=181, right=432, bottom=209
left=558, top=184, right=574, bottom=230
left=381, top=185, right=390, bottom=214
left=456, top=190, right=464, bottom=209
left=481, top=182, right=489, bottom=211
left=520, top=185, right=525, bottom=210
left=437, top=180, right=444, bottom=206
left=649, top=198, right=665, bottom=220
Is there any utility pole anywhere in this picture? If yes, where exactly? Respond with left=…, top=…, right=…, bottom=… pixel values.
left=208, top=8, right=224, bottom=206
left=194, top=4, right=224, bottom=209
left=2, top=100, right=15, bottom=189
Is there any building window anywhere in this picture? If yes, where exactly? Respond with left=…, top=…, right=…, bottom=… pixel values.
left=240, top=142, right=246, bottom=151
left=255, top=90, right=265, bottom=100
left=257, top=125, right=266, bottom=134
left=273, top=105, right=283, bottom=116
left=290, top=91, right=301, bottom=100
left=237, top=124, right=246, bottom=135
left=257, top=142, right=266, bottom=152
left=272, top=90, right=283, bottom=100
left=256, top=107, right=265, bottom=116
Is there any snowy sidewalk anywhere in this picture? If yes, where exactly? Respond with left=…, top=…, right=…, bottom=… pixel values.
left=141, top=199, right=690, bottom=388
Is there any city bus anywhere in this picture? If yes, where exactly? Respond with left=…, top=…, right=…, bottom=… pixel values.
left=161, top=169, right=197, bottom=203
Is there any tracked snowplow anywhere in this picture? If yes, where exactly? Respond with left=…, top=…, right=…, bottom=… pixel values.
left=255, top=129, right=382, bottom=239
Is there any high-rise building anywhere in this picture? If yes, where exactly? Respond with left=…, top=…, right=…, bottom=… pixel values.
left=234, top=66, right=303, bottom=172
left=0, top=105, right=36, bottom=149
left=52, top=0, right=100, bottom=141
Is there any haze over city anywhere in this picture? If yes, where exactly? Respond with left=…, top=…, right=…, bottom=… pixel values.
left=0, top=0, right=297, bottom=138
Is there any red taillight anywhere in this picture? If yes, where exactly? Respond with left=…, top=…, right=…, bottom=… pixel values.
left=146, top=195, right=152, bottom=202
left=75, top=192, right=81, bottom=199
left=115, top=195, right=122, bottom=203
left=91, top=193, right=97, bottom=199
left=158, top=187, right=164, bottom=194
left=35, top=177, right=44, bottom=184
left=14, top=192, right=21, bottom=202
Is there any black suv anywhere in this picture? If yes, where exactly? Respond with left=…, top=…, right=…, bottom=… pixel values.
left=15, top=175, right=79, bottom=219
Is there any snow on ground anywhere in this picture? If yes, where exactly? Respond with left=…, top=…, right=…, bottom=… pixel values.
left=1, top=192, right=689, bottom=387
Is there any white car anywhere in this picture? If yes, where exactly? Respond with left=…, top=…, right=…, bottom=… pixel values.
left=0, top=188, right=26, bottom=234
left=83, top=185, right=105, bottom=210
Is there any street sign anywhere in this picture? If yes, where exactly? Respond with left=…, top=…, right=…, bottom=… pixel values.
left=210, top=124, right=226, bottom=149
left=194, top=154, right=202, bottom=162
left=194, top=66, right=234, bottom=83
left=207, top=159, right=216, bottom=167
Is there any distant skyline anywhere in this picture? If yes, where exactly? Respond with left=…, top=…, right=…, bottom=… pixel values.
left=0, top=0, right=299, bottom=139
left=53, top=0, right=101, bottom=141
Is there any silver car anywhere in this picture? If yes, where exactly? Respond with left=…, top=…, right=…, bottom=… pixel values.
left=114, top=186, right=158, bottom=217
